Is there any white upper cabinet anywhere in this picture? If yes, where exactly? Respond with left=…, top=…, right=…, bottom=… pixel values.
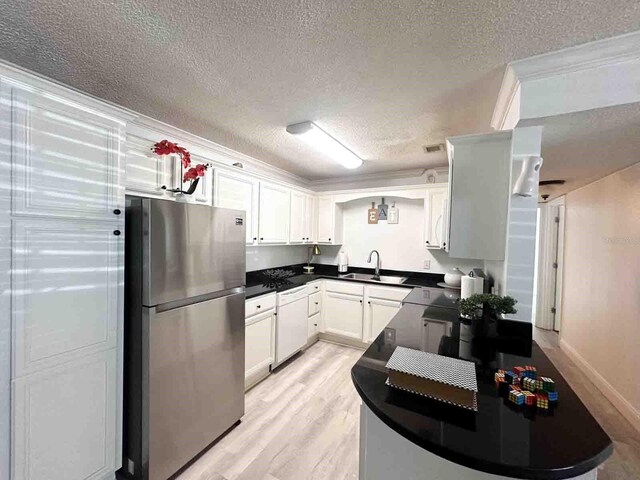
left=258, top=182, right=290, bottom=244
left=447, top=131, right=512, bottom=261
left=8, top=87, right=124, bottom=220
left=214, top=169, right=259, bottom=244
left=289, top=190, right=307, bottom=244
left=424, top=187, right=448, bottom=250
left=124, top=135, right=170, bottom=196
left=305, top=194, right=317, bottom=243
left=317, top=196, right=343, bottom=244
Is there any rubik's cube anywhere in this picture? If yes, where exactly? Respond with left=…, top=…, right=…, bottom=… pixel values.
left=523, top=391, right=536, bottom=406
left=522, top=366, right=537, bottom=379
left=539, top=377, right=555, bottom=392
left=509, top=389, right=525, bottom=406
left=547, top=391, right=559, bottom=402
left=536, top=393, right=550, bottom=410
left=510, top=385, right=522, bottom=392
left=513, top=366, right=525, bottom=377
left=522, top=377, right=537, bottom=392
left=505, top=371, right=519, bottom=385
left=495, top=372, right=506, bottom=385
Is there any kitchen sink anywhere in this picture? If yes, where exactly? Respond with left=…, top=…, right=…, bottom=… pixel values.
left=339, top=273, right=408, bottom=285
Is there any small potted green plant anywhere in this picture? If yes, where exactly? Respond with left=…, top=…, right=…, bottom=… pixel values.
left=459, top=293, right=517, bottom=323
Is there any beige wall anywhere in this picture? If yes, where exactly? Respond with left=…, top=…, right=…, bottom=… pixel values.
left=560, top=162, right=640, bottom=431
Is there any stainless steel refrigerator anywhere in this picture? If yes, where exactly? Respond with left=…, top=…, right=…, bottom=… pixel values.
left=121, top=197, right=246, bottom=480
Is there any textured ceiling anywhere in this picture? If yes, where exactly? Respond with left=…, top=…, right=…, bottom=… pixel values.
left=539, top=103, right=640, bottom=200
left=1, top=1, right=640, bottom=180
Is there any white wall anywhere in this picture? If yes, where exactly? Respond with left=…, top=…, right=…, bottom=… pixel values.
left=559, top=162, right=640, bottom=432
left=315, top=196, right=483, bottom=274
left=246, top=245, right=310, bottom=272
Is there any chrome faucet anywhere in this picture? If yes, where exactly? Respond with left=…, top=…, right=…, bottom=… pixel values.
left=367, top=250, right=381, bottom=280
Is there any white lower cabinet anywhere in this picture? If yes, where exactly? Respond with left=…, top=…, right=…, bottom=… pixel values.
left=324, top=292, right=364, bottom=340
left=244, top=294, right=276, bottom=390
left=308, top=312, right=321, bottom=340
left=366, top=298, right=402, bottom=343
left=12, top=350, right=118, bottom=480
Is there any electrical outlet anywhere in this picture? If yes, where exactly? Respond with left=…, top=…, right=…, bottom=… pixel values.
left=423, top=260, right=431, bottom=270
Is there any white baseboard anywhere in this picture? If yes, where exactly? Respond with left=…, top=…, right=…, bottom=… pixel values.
left=559, top=338, right=640, bottom=433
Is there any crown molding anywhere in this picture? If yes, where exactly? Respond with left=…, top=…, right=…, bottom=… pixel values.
left=0, top=59, right=137, bottom=124
left=129, top=114, right=312, bottom=188
left=308, top=167, right=448, bottom=188
left=491, top=30, right=640, bottom=130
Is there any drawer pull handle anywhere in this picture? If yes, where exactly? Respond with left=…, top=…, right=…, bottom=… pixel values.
left=113, top=230, right=121, bottom=236
left=113, top=209, right=121, bottom=215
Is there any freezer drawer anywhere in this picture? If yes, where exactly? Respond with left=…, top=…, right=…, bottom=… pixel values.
left=147, top=291, right=245, bottom=480
left=136, top=198, right=246, bottom=306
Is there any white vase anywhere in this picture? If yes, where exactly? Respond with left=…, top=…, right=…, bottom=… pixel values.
left=444, top=267, right=464, bottom=287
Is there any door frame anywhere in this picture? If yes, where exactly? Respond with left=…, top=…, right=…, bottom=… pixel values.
left=535, top=196, right=565, bottom=331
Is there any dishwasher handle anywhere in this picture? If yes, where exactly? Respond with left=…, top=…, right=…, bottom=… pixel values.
left=277, top=285, right=308, bottom=305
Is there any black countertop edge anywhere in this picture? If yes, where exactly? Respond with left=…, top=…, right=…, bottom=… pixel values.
left=351, top=364, right=613, bottom=480
left=245, top=264, right=446, bottom=299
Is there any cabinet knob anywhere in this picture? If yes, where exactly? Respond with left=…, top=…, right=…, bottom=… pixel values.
left=113, top=230, right=121, bottom=236
left=113, top=209, right=121, bottom=215
left=368, top=301, right=371, bottom=304
left=256, top=305, right=261, bottom=309
left=328, top=238, right=332, bottom=241
left=426, top=240, right=430, bottom=244
left=359, top=300, right=363, bottom=304
left=314, top=323, right=318, bottom=327
left=315, top=302, right=319, bottom=305
left=253, top=237, right=257, bottom=241
left=260, top=237, right=264, bottom=241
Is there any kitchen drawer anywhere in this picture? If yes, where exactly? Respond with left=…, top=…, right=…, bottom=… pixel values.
left=367, top=285, right=411, bottom=302
left=245, top=293, right=276, bottom=318
left=308, top=291, right=322, bottom=316
left=306, top=281, right=322, bottom=295
left=308, top=312, right=320, bottom=339
left=324, top=280, right=364, bottom=296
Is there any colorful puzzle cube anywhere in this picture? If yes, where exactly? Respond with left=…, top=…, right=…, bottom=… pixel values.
left=522, top=377, right=537, bottom=392
left=509, top=389, right=525, bottom=405
left=523, top=391, right=536, bottom=406
left=523, top=366, right=537, bottom=379
left=540, top=377, right=555, bottom=392
left=495, top=372, right=505, bottom=384
left=535, top=379, right=544, bottom=391
left=505, top=371, right=518, bottom=385
left=510, top=385, right=522, bottom=392
left=536, top=393, right=549, bottom=409
left=547, top=390, right=559, bottom=402
left=513, top=366, right=525, bottom=377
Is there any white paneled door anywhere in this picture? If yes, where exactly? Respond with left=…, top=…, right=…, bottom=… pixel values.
left=289, top=190, right=306, bottom=244
left=258, top=182, right=290, bottom=244
left=9, top=88, right=124, bottom=220
left=214, top=170, right=259, bottom=245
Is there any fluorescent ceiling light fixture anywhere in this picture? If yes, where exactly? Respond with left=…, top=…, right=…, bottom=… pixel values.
left=286, top=121, right=363, bottom=169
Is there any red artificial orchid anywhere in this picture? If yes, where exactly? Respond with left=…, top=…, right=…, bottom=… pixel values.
left=152, top=140, right=191, bottom=168
left=183, top=164, right=209, bottom=183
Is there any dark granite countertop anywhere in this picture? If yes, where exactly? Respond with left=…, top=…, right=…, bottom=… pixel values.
left=244, top=264, right=445, bottom=299
left=351, top=303, right=613, bottom=479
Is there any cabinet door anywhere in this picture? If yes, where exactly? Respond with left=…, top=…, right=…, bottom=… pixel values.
left=12, top=218, right=122, bottom=377
left=12, top=350, right=118, bottom=480
left=215, top=171, right=259, bottom=245
left=425, top=188, right=448, bottom=249
left=323, top=292, right=363, bottom=340
left=317, top=197, right=334, bottom=243
left=308, top=312, right=320, bottom=340
left=258, top=182, right=290, bottom=244
left=124, top=135, right=168, bottom=196
left=245, top=311, right=275, bottom=379
left=10, top=87, right=123, bottom=220
left=367, top=298, right=401, bottom=343
left=305, top=195, right=317, bottom=243
left=289, top=190, right=306, bottom=244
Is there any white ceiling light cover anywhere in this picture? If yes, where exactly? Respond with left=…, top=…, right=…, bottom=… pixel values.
left=286, top=121, right=363, bottom=169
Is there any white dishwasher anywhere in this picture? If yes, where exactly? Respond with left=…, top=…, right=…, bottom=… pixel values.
left=276, top=285, right=309, bottom=365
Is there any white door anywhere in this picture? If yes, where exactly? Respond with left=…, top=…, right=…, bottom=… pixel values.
left=289, top=190, right=306, bottom=244
left=10, top=87, right=124, bottom=220
left=258, top=182, right=290, bottom=244
left=12, top=350, right=118, bottom=480
left=317, top=197, right=334, bottom=243
left=324, top=292, right=363, bottom=340
left=305, top=195, right=317, bottom=243
left=425, top=188, right=448, bottom=249
left=367, top=298, right=402, bottom=342
left=12, top=219, right=122, bottom=376
left=245, top=311, right=275, bottom=380
left=215, top=170, right=259, bottom=245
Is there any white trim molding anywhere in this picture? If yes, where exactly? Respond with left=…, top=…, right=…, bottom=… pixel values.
left=492, top=30, right=640, bottom=130
left=559, top=338, right=640, bottom=434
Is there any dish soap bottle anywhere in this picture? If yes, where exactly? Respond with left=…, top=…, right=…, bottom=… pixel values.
left=388, top=201, right=399, bottom=224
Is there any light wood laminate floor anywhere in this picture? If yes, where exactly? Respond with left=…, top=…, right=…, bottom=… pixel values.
left=177, top=336, right=640, bottom=480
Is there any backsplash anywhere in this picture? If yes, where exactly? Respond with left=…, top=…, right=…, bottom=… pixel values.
left=246, top=245, right=311, bottom=272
